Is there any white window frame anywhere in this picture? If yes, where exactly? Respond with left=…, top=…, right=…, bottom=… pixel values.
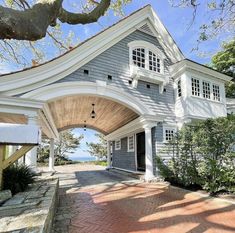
left=115, top=140, right=121, bottom=150
left=128, top=40, right=165, bottom=75
left=190, top=75, right=222, bottom=103
left=127, top=135, right=135, bottom=152
left=202, top=80, right=211, bottom=100
left=191, top=77, right=200, bottom=97
left=163, top=126, right=176, bottom=143
left=212, top=83, right=221, bottom=101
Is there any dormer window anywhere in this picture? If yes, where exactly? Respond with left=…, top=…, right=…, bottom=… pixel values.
left=131, top=47, right=162, bottom=74
left=128, top=41, right=165, bottom=75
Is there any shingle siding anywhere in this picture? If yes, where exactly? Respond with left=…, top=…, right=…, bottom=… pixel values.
left=55, top=30, right=176, bottom=123
left=112, top=137, right=136, bottom=171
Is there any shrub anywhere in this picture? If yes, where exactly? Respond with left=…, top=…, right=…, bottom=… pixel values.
left=3, top=164, right=36, bottom=195
left=157, top=115, right=235, bottom=195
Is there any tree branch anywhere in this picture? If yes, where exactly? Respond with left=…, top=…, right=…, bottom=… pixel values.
left=0, top=0, right=62, bottom=40
left=58, top=0, right=111, bottom=24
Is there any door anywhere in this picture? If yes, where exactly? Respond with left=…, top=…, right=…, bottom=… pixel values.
left=136, top=132, right=145, bottom=171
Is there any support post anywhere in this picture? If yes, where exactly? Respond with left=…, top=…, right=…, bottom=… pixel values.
left=0, top=145, right=6, bottom=190
left=106, top=141, right=111, bottom=169
left=49, top=138, right=55, bottom=171
left=144, top=126, right=154, bottom=181
left=25, top=147, right=38, bottom=171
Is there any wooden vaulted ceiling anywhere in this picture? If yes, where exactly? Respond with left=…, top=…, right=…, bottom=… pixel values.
left=48, top=96, right=139, bottom=135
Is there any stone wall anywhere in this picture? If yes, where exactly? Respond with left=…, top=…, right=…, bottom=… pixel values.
left=0, top=178, right=59, bottom=233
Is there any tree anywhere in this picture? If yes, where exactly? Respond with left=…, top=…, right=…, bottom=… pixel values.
left=37, top=129, right=84, bottom=163
left=170, top=0, right=235, bottom=49
left=211, top=39, right=235, bottom=97
left=86, top=133, right=107, bottom=160
left=0, top=0, right=131, bottom=41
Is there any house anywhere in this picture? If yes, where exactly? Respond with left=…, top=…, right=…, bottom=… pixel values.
left=0, top=5, right=232, bottom=181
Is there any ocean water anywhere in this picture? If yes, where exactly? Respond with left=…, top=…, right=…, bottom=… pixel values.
left=68, top=156, right=96, bottom=162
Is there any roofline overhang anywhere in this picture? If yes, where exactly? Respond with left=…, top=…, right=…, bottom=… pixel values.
left=170, top=59, right=233, bottom=82
left=0, top=5, right=184, bottom=96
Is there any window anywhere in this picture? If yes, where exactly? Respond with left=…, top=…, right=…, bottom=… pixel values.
left=149, top=51, right=161, bottom=73
left=213, top=84, right=220, bottom=101
left=115, top=140, right=121, bottom=150
left=127, top=135, right=135, bottom=152
left=191, top=78, right=200, bottom=96
left=202, top=81, right=211, bottom=99
left=177, top=79, right=182, bottom=97
left=132, top=48, right=145, bottom=68
left=164, top=128, right=175, bottom=142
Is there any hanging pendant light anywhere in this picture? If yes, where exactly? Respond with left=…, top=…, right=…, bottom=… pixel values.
left=84, top=121, right=87, bottom=131
left=90, top=103, right=96, bottom=119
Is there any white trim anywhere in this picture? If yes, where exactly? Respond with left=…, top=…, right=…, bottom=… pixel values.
left=127, top=135, right=135, bottom=152
left=163, top=125, right=177, bottom=143
left=115, top=140, right=121, bottom=150
left=105, top=115, right=163, bottom=141
left=0, top=6, right=183, bottom=96
left=21, top=81, right=154, bottom=116
left=170, top=59, right=232, bottom=82
left=112, top=166, right=144, bottom=175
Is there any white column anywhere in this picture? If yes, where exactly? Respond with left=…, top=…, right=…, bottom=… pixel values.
left=144, top=126, right=154, bottom=181
left=106, top=141, right=111, bottom=169
left=25, top=146, right=38, bottom=171
left=49, top=138, right=55, bottom=171
left=25, top=115, right=40, bottom=170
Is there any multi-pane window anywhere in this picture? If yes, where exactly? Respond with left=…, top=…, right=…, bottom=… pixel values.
left=132, top=48, right=145, bottom=68
left=202, top=81, right=211, bottom=99
left=132, top=48, right=162, bottom=74
left=115, top=140, right=121, bottom=150
left=127, top=135, right=134, bottom=152
left=149, top=51, right=160, bottom=73
left=191, top=78, right=200, bottom=96
left=177, top=79, right=182, bottom=97
left=165, top=129, right=175, bottom=142
left=213, top=84, right=220, bottom=101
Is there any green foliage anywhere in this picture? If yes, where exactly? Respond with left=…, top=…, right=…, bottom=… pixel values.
left=37, top=129, right=84, bottom=165
left=158, top=115, right=235, bottom=195
left=3, top=164, right=36, bottom=195
left=86, top=133, right=107, bottom=160
left=211, top=39, right=235, bottom=97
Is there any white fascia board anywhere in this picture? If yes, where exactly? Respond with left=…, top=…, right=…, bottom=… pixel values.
left=1, top=6, right=184, bottom=96
left=170, top=60, right=232, bottom=82
left=0, top=96, right=44, bottom=116
left=105, top=115, right=164, bottom=141
left=0, top=7, right=151, bottom=96
left=0, top=123, right=41, bottom=145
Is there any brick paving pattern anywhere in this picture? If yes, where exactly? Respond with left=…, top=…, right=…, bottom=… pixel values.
left=52, top=164, right=235, bottom=233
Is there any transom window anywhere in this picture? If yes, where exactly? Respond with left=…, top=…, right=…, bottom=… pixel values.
left=213, top=84, right=220, bottom=101
left=127, top=135, right=135, bottom=152
left=177, top=79, right=182, bottom=97
left=191, top=78, right=200, bottom=96
left=132, top=48, right=145, bottom=68
left=115, top=140, right=121, bottom=150
left=203, top=81, right=211, bottom=99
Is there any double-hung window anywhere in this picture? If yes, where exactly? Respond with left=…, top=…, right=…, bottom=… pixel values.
left=202, top=81, right=211, bottom=99
left=115, top=140, right=121, bottom=150
left=127, top=135, right=135, bottom=152
left=191, top=78, right=200, bottom=96
left=213, top=84, right=220, bottom=101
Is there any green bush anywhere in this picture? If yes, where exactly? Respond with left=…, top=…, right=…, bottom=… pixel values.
left=157, top=115, right=235, bottom=195
left=3, top=164, right=36, bottom=195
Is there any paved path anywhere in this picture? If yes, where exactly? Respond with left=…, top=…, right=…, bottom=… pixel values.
left=52, top=164, right=235, bottom=233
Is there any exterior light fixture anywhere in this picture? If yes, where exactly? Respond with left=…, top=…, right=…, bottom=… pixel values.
left=84, top=121, right=87, bottom=131
left=90, top=103, right=96, bottom=119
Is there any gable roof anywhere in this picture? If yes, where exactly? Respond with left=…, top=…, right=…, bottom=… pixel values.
left=0, top=5, right=184, bottom=96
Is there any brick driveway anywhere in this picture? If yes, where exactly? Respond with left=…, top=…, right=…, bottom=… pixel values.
left=52, top=164, right=235, bottom=233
